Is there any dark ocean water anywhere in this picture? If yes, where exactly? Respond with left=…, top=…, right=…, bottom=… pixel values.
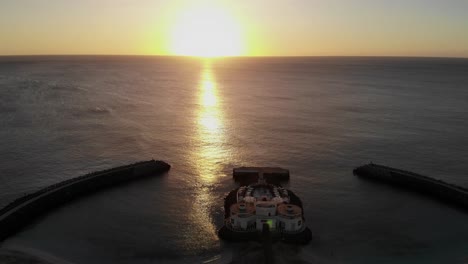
left=0, top=56, right=467, bottom=264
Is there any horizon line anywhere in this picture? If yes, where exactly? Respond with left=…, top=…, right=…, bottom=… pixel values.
left=1, top=54, right=468, bottom=60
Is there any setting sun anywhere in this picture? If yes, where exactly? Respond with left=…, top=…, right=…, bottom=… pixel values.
left=169, top=6, right=244, bottom=57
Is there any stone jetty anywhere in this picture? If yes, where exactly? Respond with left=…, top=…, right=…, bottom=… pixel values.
left=0, top=160, right=171, bottom=242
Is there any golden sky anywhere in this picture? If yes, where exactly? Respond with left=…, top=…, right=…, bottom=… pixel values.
left=1, top=0, right=467, bottom=57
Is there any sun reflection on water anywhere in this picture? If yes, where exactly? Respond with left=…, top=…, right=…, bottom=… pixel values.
left=198, top=67, right=221, bottom=132
left=194, top=60, right=229, bottom=183
left=185, top=60, right=230, bottom=247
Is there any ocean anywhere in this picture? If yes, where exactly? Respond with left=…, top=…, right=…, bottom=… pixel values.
left=0, top=56, right=467, bottom=263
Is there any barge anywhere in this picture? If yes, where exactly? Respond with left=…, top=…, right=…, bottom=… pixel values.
left=218, top=167, right=312, bottom=244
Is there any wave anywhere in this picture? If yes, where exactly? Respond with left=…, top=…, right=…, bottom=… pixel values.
left=88, top=106, right=112, bottom=114
left=0, top=246, right=74, bottom=264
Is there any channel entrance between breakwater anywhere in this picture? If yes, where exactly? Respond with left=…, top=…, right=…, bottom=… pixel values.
left=354, top=163, right=468, bottom=210
left=0, top=160, right=171, bottom=242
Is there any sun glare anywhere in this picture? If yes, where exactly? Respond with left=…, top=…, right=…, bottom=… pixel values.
left=170, top=6, right=244, bottom=57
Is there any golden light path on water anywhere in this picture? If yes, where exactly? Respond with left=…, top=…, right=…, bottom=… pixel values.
left=187, top=60, right=230, bottom=249
left=195, top=60, right=229, bottom=184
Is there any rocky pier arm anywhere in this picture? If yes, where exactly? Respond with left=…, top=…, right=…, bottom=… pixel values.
left=0, top=160, right=171, bottom=242
left=353, top=163, right=468, bottom=210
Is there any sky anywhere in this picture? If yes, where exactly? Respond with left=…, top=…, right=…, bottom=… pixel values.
left=1, top=0, right=467, bottom=57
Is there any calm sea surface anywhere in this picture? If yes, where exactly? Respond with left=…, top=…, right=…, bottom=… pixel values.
left=0, top=56, right=467, bottom=264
